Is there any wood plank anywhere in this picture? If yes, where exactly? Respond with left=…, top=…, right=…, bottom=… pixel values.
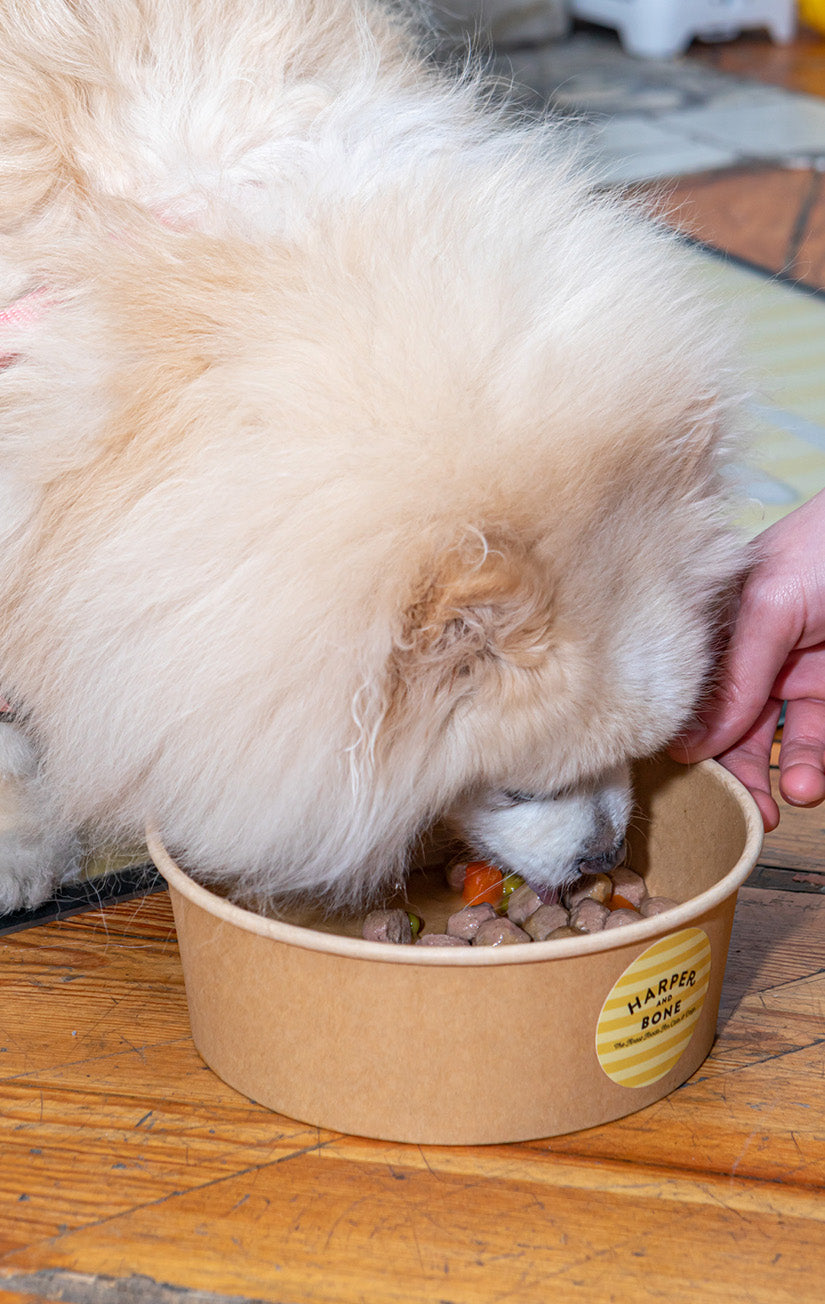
left=758, top=775, right=825, bottom=877
left=2, top=1142, right=824, bottom=1304
left=0, top=1290, right=66, bottom=1304
left=0, top=888, right=824, bottom=1303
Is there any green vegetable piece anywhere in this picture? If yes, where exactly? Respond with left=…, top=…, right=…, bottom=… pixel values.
left=500, top=873, right=525, bottom=898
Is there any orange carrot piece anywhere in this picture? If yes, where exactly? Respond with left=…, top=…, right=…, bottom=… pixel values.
left=462, top=861, right=504, bottom=907
left=609, top=892, right=638, bottom=912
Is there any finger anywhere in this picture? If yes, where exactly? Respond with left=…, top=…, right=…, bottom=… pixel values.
left=712, top=697, right=783, bottom=831
left=673, top=583, right=802, bottom=762
left=777, top=696, right=825, bottom=808
left=772, top=644, right=825, bottom=699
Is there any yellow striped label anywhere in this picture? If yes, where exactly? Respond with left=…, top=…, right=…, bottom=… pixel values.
left=595, top=928, right=711, bottom=1088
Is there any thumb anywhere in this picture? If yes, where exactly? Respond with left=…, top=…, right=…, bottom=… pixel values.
left=671, top=601, right=793, bottom=763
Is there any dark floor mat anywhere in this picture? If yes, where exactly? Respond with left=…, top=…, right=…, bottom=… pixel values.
left=0, top=863, right=166, bottom=936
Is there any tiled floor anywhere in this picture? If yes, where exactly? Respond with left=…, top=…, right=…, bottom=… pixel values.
left=502, top=33, right=825, bottom=184
left=500, top=25, right=825, bottom=284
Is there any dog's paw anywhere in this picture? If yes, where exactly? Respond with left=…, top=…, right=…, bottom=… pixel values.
left=0, top=722, right=79, bottom=915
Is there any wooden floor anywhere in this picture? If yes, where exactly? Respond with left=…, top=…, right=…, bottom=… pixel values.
left=0, top=779, right=823, bottom=1304
left=3, top=22, right=825, bottom=1304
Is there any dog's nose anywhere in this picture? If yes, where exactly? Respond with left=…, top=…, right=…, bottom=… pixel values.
left=575, top=837, right=625, bottom=877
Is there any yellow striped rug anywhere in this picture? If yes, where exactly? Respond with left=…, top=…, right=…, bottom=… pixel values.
left=693, top=249, right=825, bottom=536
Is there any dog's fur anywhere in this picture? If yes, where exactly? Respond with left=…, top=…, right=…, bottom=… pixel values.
left=0, top=0, right=744, bottom=915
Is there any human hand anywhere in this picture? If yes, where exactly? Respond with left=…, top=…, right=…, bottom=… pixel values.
left=670, top=488, right=825, bottom=831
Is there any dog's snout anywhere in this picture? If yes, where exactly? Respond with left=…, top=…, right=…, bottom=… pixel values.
left=575, top=837, right=626, bottom=878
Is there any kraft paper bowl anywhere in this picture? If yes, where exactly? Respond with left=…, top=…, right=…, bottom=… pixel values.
left=147, top=755, right=762, bottom=1145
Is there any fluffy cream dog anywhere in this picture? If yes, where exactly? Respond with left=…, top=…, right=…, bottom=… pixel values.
left=0, top=0, right=744, bottom=916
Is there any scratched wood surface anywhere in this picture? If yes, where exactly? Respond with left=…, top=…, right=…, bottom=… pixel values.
left=0, top=776, right=824, bottom=1304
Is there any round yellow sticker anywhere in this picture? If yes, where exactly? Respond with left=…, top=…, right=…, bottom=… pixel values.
left=596, top=927, right=711, bottom=1088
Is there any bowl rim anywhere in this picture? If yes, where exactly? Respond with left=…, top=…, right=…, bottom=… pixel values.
left=146, top=759, right=764, bottom=967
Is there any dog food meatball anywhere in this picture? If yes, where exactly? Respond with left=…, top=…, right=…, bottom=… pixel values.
left=362, top=908, right=413, bottom=944
left=603, top=908, right=640, bottom=929
left=523, top=902, right=568, bottom=941
left=639, top=896, right=679, bottom=917
left=445, top=856, right=472, bottom=893
left=473, top=917, right=531, bottom=947
left=569, top=898, right=610, bottom=934
left=564, top=873, right=612, bottom=909
left=506, top=883, right=542, bottom=926
left=608, top=866, right=647, bottom=909
left=447, top=902, right=497, bottom=940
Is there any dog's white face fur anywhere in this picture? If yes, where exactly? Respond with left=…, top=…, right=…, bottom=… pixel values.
left=0, top=0, right=745, bottom=915
left=447, top=766, right=632, bottom=892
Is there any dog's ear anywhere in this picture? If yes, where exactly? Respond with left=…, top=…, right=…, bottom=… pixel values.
left=394, top=539, right=553, bottom=694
